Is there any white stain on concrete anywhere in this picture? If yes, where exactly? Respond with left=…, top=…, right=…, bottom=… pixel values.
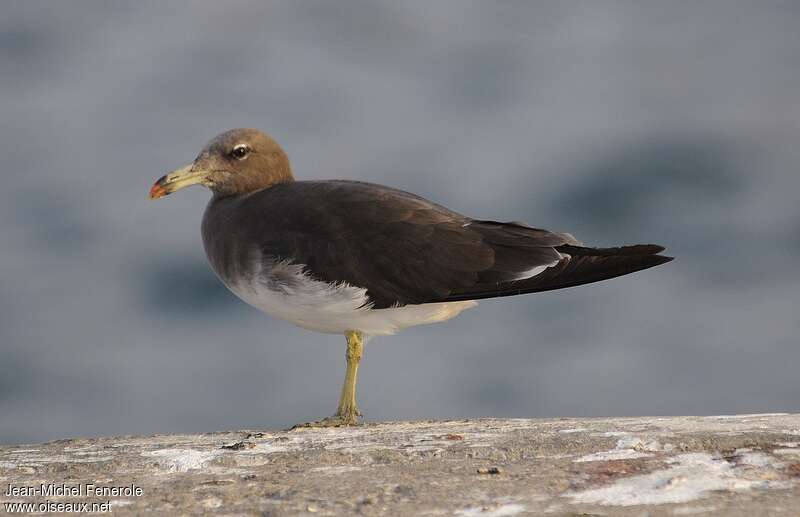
left=455, top=503, right=526, bottom=516
left=574, top=436, right=662, bottom=462
left=594, top=431, right=630, bottom=437
left=568, top=453, right=789, bottom=506
left=202, top=497, right=223, bottom=509
left=142, top=448, right=221, bottom=472
left=62, top=446, right=95, bottom=452
left=737, top=451, right=779, bottom=468
left=774, top=448, right=800, bottom=456
left=248, top=442, right=294, bottom=454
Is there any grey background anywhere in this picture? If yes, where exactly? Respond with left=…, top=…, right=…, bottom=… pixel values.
left=2, top=1, right=799, bottom=445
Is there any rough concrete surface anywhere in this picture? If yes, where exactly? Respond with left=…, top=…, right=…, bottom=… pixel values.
left=2, top=414, right=800, bottom=516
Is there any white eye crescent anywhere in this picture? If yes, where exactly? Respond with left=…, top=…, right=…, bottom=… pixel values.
left=231, top=144, right=250, bottom=159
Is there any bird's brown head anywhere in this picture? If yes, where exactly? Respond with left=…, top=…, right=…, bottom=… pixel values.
left=149, top=128, right=293, bottom=199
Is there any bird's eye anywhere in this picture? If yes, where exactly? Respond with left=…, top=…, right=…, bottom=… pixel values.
left=231, top=144, right=250, bottom=159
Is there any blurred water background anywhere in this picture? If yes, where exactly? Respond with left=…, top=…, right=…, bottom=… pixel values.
left=2, top=1, right=799, bottom=444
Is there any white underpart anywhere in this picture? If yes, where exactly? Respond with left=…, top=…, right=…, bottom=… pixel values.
left=224, top=257, right=477, bottom=336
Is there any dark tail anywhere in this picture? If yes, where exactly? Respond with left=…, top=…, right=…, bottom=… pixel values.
left=445, top=244, right=673, bottom=302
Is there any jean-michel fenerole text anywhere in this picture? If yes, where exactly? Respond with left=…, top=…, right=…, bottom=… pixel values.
left=5, top=482, right=143, bottom=497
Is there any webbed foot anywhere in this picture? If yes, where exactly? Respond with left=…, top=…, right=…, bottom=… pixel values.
left=289, top=409, right=362, bottom=430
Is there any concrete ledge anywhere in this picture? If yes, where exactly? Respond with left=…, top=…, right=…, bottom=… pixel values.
left=2, top=414, right=800, bottom=515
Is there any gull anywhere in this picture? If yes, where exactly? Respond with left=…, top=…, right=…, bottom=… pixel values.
left=149, top=128, right=672, bottom=427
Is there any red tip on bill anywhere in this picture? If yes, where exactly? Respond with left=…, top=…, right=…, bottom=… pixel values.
left=149, top=182, right=167, bottom=199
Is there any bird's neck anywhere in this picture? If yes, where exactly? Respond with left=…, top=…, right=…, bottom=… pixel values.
left=214, top=156, right=294, bottom=197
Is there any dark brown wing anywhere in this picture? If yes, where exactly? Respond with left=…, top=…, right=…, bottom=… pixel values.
left=445, top=244, right=672, bottom=301
left=215, top=180, right=671, bottom=308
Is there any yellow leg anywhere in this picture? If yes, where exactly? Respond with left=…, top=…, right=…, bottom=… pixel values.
left=291, top=330, right=364, bottom=428
left=335, top=330, right=363, bottom=422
